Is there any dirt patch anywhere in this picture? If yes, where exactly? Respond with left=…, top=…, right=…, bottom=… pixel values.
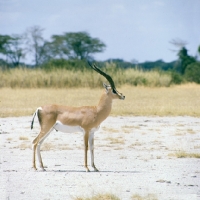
left=0, top=116, right=200, bottom=199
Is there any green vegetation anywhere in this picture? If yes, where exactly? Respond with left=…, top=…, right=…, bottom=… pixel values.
left=0, top=26, right=200, bottom=86
left=0, top=26, right=106, bottom=67
left=185, top=62, right=200, bottom=83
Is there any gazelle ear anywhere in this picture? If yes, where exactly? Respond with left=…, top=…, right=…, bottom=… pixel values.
left=103, top=83, right=109, bottom=92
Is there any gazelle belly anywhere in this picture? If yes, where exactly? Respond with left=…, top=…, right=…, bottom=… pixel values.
left=54, top=121, right=84, bottom=133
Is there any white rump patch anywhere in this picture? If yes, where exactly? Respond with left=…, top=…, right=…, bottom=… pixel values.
left=90, top=126, right=100, bottom=133
left=53, top=121, right=84, bottom=133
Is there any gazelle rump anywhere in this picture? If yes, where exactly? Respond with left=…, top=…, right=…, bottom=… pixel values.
left=31, top=63, right=125, bottom=172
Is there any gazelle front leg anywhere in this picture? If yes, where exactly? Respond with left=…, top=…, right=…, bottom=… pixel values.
left=83, top=131, right=90, bottom=172
left=89, top=131, right=99, bottom=172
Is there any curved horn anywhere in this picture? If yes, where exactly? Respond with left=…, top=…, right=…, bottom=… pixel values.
left=88, top=62, right=117, bottom=91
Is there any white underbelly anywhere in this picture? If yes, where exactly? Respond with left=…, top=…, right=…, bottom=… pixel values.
left=54, top=121, right=84, bottom=133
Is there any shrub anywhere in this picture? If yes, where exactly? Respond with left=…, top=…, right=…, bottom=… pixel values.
left=185, top=62, right=200, bottom=83
left=170, top=71, right=184, bottom=84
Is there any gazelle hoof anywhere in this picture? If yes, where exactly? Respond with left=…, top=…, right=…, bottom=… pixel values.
left=85, top=168, right=90, bottom=172
left=39, top=168, right=46, bottom=172
left=32, top=167, right=37, bottom=171
left=93, top=167, right=99, bottom=172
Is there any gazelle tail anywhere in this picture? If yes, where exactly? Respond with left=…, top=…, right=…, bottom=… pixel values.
left=31, top=107, right=42, bottom=129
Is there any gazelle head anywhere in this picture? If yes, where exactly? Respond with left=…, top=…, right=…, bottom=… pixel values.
left=88, top=62, right=125, bottom=100
left=103, top=83, right=125, bottom=100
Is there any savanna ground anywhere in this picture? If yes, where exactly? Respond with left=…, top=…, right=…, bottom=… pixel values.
left=1, top=85, right=200, bottom=200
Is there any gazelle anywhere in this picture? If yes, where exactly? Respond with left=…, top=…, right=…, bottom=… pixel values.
left=31, top=63, right=125, bottom=172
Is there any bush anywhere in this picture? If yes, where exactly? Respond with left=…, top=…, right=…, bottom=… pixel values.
left=170, top=71, right=184, bottom=84
left=185, top=62, right=200, bottom=83
left=41, top=59, right=88, bottom=71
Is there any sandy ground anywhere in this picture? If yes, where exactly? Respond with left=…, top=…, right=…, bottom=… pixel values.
left=0, top=116, right=200, bottom=200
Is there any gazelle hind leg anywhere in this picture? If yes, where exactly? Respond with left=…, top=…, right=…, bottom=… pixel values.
left=36, top=129, right=53, bottom=171
left=32, top=127, right=53, bottom=171
left=32, top=140, right=37, bottom=170
left=32, top=135, right=40, bottom=170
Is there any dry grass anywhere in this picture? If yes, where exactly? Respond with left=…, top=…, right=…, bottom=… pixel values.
left=19, top=136, right=29, bottom=140
left=73, top=193, right=120, bottom=200
left=19, top=143, right=31, bottom=150
left=1, top=84, right=200, bottom=117
left=121, top=125, right=140, bottom=133
left=187, top=128, right=196, bottom=134
left=131, top=194, right=158, bottom=200
left=73, top=193, right=158, bottom=200
left=0, top=67, right=172, bottom=88
left=122, top=125, right=138, bottom=129
left=122, top=128, right=132, bottom=134
left=106, top=137, right=125, bottom=145
left=41, top=143, right=55, bottom=151
left=170, top=150, right=200, bottom=158
left=129, top=141, right=143, bottom=148
left=40, top=142, right=72, bottom=151
left=102, top=127, right=120, bottom=133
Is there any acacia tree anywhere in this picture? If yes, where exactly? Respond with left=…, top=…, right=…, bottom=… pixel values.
left=170, top=38, right=196, bottom=74
left=198, top=45, right=200, bottom=58
left=1, top=27, right=107, bottom=67
left=0, top=34, right=25, bottom=66
left=25, top=26, right=47, bottom=66
left=178, top=47, right=196, bottom=74
left=49, top=35, right=70, bottom=59
left=51, top=32, right=106, bottom=60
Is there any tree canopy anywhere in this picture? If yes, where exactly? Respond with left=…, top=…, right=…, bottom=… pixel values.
left=50, top=32, right=106, bottom=60
left=0, top=34, right=25, bottom=66
left=0, top=26, right=106, bottom=67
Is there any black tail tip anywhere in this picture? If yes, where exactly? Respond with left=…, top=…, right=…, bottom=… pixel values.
left=31, top=122, right=33, bottom=130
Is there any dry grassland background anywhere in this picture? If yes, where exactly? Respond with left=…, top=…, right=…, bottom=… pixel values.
left=0, top=84, right=200, bottom=117
left=0, top=67, right=172, bottom=88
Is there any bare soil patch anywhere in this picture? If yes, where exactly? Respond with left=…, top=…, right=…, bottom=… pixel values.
left=0, top=116, right=200, bottom=199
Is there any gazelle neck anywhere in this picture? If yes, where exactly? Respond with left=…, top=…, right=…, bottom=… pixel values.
left=97, top=91, right=112, bottom=121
